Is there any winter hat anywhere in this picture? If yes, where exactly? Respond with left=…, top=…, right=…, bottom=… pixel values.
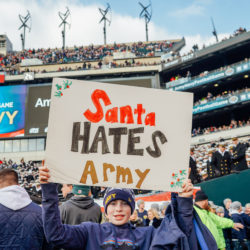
left=231, top=201, right=241, bottom=211
left=72, top=185, right=90, bottom=196
left=195, top=190, right=208, bottom=202
left=103, top=187, right=135, bottom=214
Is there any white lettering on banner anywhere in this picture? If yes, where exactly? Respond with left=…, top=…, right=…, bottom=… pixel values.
left=0, top=102, right=13, bottom=108
left=240, top=94, right=246, bottom=100
left=236, top=66, right=242, bottom=72
left=175, top=72, right=225, bottom=91
left=0, top=111, right=18, bottom=124
left=29, top=128, right=39, bottom=133
left=181, top=53, right=194, bottom=62
left=193, top=100, right=228, bottom=113
left=164, top=59, right=179, bottom=68
left=243, top=64, right=249, bottom=70
left=35, top=98, right=51, bottom=108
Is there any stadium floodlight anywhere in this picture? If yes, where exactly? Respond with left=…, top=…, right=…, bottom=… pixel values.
left=58, top=7, right=71, bottom=50
left=99, top=3, right=112, bottom=45
left=18, top=10, right=31, bottom=51
left=139, top=1, right=152, bottom=42
left=211, top=17, right=218, bottom=43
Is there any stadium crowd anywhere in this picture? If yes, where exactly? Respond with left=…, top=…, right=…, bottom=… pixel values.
left=162, top=27, right=248, bottom=67
left=0, top=159, right=249, bottom=249
left=194, top=87, right=250, bottom=106
left=0, top=135, right=249, bottom=249
left=0, top=40, right=175, bottom=75
left=192, top=118, right=250, bottom=137
left=189, top=137, right=250, bottom=183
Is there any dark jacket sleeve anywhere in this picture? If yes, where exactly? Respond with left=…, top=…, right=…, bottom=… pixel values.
left=234, top=144, right=247, bottom=160
left=175, top=194, right=194, bottom=237
left=149, top=193, right=193, bottom=249
left=211, top=152, right=218, bottom=170
left=242, top=213, right=250, bottom=226
left=41, top=183, right=88, bottom=248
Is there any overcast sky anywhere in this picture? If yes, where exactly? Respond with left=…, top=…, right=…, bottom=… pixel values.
left=1, top=0, right=250, bottom=54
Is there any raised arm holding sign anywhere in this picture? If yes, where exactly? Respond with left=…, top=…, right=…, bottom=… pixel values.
left=40, top=78, right=218, bottom=249
left=45, top=78, right=193, bottom=191
left=39, top=167, right=202, bottom=249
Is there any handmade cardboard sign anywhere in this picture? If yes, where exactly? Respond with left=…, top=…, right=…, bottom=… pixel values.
left=45, top=78, right=193, bottom=191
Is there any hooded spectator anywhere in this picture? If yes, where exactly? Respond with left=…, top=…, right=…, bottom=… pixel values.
left=59, top=184, right=102, bottom=225
left=0, top=168, right=51, bottom=249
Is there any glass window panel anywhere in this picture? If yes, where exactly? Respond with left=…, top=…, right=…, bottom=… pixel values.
left=12, top=140, right=20, bottom=152
left=28, top=139, right=36, bottom=151
left=20, top=139, right=28, bottom=152
left=5, top=140, right=12, bottom=153
left=0, top=141, right=4, bottom=153
left=37, top=138, right=45, bottom=151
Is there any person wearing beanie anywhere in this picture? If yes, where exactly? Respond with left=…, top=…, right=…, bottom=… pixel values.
left=230, top=201, right=250, bottom=248
left=39, top=166, right=220, bottom=249
left=59, top=184, right=102, bottom=225
left=194, top=190, right=244, bottom=250
left=136, top=199, right=148, bottom=226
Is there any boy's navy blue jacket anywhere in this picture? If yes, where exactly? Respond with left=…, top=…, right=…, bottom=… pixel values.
left=231, top=213, right=250, bottom=240
left=42, top=183, right=217, bottom=249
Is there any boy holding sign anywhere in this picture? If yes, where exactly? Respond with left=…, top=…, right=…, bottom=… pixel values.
left=39, top=167, right=217, bottom=249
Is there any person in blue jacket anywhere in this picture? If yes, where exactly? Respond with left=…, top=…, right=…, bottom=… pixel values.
left=230, top=201, right=250, bottom=249
left=0, top=168, right=51, bottom=249
left=39, top=166, right=218, bottom=249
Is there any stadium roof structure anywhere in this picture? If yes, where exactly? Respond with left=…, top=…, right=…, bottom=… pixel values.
left=160, top=30, right=250, bottom=76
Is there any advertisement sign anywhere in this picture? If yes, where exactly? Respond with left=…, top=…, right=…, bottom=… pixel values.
left=25, top=85, right=51, bottom=136
left=168, top=60, right=250, bottom=91
left=193, top=91, right=250, bottom=114
left=45, top=78, right=193, bottom=191
left=0, top=85, right=27, bottom=137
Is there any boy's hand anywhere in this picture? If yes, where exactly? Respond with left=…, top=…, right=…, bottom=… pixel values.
left=178, top=179, right=193, bottom=198
left=39, top=166, right=50, bottom=184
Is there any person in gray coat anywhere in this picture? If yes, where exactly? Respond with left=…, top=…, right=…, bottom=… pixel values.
left=59, top=184, right=102, bottom=225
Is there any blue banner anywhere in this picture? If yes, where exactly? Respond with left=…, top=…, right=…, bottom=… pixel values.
left=193, top=91, right=250, bottom=114
left=0, top=85, right=27, bottom=137
left=167, top=60, right=250, bottom=91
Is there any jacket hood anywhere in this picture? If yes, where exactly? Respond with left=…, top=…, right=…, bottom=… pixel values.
left=68, top=196, right=95, bottom=209
left=0, top=185, right=32, bottom=210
